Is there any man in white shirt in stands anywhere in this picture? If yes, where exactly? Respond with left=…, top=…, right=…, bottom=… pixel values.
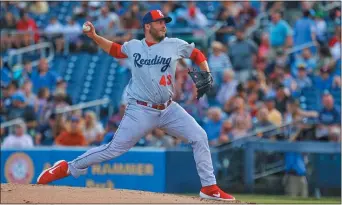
left=2, top=123, right=34, bottom=148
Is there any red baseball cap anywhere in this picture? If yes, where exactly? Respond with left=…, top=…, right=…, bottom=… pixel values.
left=142, top=10, right=172, bottom=25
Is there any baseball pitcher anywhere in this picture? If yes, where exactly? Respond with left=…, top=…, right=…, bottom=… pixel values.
left=37, top=10, right=235, bottom=201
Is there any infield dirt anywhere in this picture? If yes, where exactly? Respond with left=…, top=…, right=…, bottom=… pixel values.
left=1, top=183, right=245, bottom=204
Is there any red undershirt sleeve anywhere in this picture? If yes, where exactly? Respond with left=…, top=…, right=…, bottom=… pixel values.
left=189, top=48, right=207, bottom=66
left=109, top=42, right=128, bottom=59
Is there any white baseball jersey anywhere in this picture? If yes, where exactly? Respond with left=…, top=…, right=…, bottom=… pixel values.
left=67, top=37, right=217, bottom=189
left=121, top=37, right=195, bottom=104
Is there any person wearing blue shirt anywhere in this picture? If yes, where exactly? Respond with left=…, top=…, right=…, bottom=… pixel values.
left=312, top=67, right=334, bottom=92
left=101, top=120, right=119, bottom=145
left=31, top=58, right=61, bottom=93
left=202, top=107, right=225, bottom=146
left=293, top=10, right=316, bottom=52
left=316, top=93, right=341, bottom=141
left=291, top=48, right=317, bottom=77
left=269, top=11, right=293, bottom=48
left=283, top=152, right=308, bottom=197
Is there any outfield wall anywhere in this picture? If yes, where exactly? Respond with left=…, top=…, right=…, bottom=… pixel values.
left=0, top=147, right=219, bottom=193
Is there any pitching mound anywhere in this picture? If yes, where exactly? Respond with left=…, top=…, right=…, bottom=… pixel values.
left=1, top=183, right=243, bottom=204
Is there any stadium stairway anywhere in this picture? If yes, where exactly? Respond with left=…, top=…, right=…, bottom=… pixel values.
left=51, top=52, right=131, bottom=109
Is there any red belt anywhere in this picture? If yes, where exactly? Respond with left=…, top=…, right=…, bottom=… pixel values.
left=136, top=99, right=172, bottom=110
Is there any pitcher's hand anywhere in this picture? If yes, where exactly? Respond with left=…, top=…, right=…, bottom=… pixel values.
left=83, top=21, right=97, bottom=39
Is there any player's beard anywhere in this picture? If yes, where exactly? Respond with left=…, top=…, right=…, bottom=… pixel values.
left=150, top=26, right=166, bottom=42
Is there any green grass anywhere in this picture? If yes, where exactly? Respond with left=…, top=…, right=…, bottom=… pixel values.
left=227, top=194, right=340, bottom=204
left=182, top=193, right=341, bottom=204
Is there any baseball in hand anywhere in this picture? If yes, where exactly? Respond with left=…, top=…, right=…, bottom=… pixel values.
left=82, top=23, right=91, bottom=32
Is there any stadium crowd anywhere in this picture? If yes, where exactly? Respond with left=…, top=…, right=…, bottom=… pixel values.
left=0, top=1, right=341, bottom=149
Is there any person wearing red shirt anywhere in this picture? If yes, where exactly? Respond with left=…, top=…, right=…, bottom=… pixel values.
left=16, top=10, right=39, bottom=46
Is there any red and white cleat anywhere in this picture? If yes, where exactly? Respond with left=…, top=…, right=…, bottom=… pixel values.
left=200, top=184, right=235, bottom=201
left=37, top=160, right=69, bottom=184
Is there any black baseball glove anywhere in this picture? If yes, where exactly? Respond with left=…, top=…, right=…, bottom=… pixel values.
left=188, top=69, right=214, bottom=99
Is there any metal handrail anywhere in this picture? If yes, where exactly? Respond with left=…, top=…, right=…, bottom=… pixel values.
left=54, top=98, right=110, bottom=114
left=7, top=42, right=54, bottom=67
left=0, top=98, right=110, bottom=129
left=218, top=118, right=308, bottom=152
left=0, top=118, right=25, bottom=129
left=285, top=41, right=318, bottom=55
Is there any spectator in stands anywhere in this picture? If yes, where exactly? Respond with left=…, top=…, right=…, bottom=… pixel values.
left=314, top=45, right=335, bottom=75
left=29, top=1, right=49, bottom=14
left=235, top=1, right=257, bottom=29
left=293, top=10, right=316, bottom=49
left=257, top=33, right=270, bottom=59
left=264, top=96, right=283, bottom=127
left=275, top=67, right=298, bottom=93
left=228, top=26, right=258, bottom=82
left=185, top=2, right=209, bottom=28
left=221, top=1, right=241, bottom=18
left=217, top=119, right=232, bottom=144
left=121, top=2, right=142, bottom=29
left=83, top=110, right=104, bottom=146
left=62, top=17, right=83, bottom=52
left=215, top=7, right=236, bottom=43
left=95, top=7, right=121, bottom=37
left=35, top=113, right=57, bottom=145
left=208, top=41, right=232, bottom=86
left=45, top=17, right=64, bottom=53
left=88, top=1, right=102, bottom=20
left=285, top=98, right=318, bottom=141
left=291, top=48, right=317, bottom=77
left=269, top=11, right=293, bottom=55
left=101, top=119, right=118, bottom=145
left=145, top=128, right=175, bottom=148
left=31, top=58, right=60, bottom=93
left=54, top=79, right=72, bottom=105
left=274, top=84, right=290, bottom=115
left=329, top=26, right=341, bottom=61
left=21, top=80, right=37, bottom=108
left=227, top=97, right=252, bottom=140
left=1, top=81, right=16, bottom=108
left=160, top=2, right=177, bottom=28
left=313, top=66, right=335, bottom=92
left=313, top=11, right=327, bottom=44
left=6, top=92, right=37, bottom=129
left=1, top=123, right=34, bottom=148
left=203, top=107, right=225, bottom=146
left=283, top=152, right=308, bottom=198
left=36, top=87, right=50, bottom=123
left=16, top=10, right=39, bottom=46
left=55, top=116, right=87, bottom=146
left=253, top=107, right=276, bottom=139
left=0, top=12, right=17, bottom=51
left=1, top=57, right=12, bottom=87
left=216, top=70, right=238, bottom=106
left=15, top=60, right=34, bottom=85
left=223, top=83, right=247, bottom=115
left=73, top=1, right=89, bottom=19
left=316, top=93, right=341, bottom=141
left=295, top=66, right=312, bottom=91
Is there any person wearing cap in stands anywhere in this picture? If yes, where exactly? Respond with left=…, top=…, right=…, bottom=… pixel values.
left=295, top=65, right=312, bottom=90
left=6, top=92, right=37, bottom=135
left=2, top=123, right=34, bottom=148
left=313, top=66, right=334, bottom=91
